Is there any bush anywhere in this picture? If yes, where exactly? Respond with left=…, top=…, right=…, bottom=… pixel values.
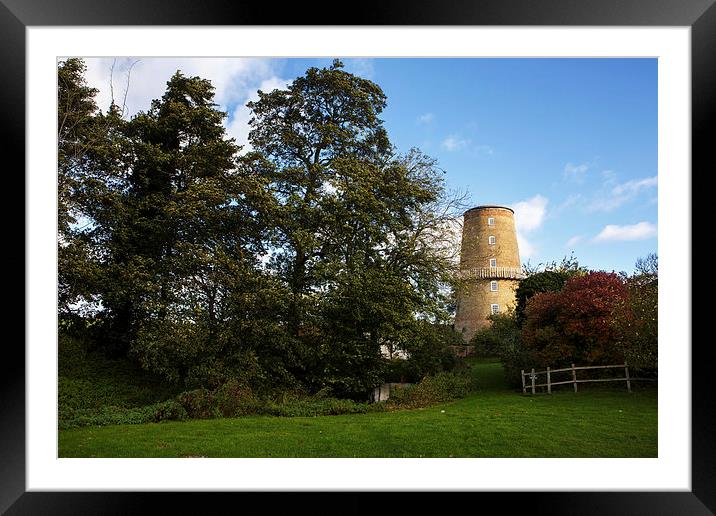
left=522, top=271, right=628, bottom=368
left=173, top=380, right=383, bottom=420
left=514, top=270, right=571, bottom=324
left=59, top=400, right=188, bottom=429
left=470, top=326, right=503, bottom=358
left=213, top=379, right=260, bottom=417
left=151, top=400, right=188, bottom=422
left=58, top=333, right=185, bottom=429
left=176, top=388, right=218, bottom=419
left=387, top=371, right=472, bottom=409
left=612, top=255, right=658, bottom=372
left=391, top=321, right=463, bottom=383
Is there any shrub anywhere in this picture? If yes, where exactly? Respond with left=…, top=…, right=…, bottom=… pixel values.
left=58, top=400, right=188, bottom=429
left=471, top=331, right=502, bottom=357
left=151, top=400, right=188, bottom=422
left=176, top=388, right=218, bottom=419
left=213, top=379, right=260, bottom=417
left=391, top=321, right=463, bottom=383
left=522, top=271, right=628, bottom=368
left=612, top=255, right=658, bottom=372
left=514, top=270, right=570, bottom=324
left=387, top=371, right=472, bottom=409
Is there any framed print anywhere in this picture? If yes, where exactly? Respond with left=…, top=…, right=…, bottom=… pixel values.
left=5, top=0, right=714, bottom=513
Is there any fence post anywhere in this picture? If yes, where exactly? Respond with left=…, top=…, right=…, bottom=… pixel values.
left=571, top=363, right=578, bottom=393
left=624, top=362, right=632, bottom=393
left=531, top=368, right=536, bottom=395
left=547, top=367, right=551, bottom=394
left=521, top=369, right=526, bottom=394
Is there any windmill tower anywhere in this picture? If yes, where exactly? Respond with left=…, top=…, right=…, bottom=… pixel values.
left=454, top=205, right=524, bottom=342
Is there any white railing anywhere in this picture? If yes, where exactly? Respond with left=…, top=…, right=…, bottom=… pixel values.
left=460, top=267, right=525, bottom=280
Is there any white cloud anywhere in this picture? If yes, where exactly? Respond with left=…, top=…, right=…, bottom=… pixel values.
left=555, top=193, right=582, bottom=213
left=611, top=176, right=658, bottom=196
left=226, top=76, right=290, bottom=150
left=510, top=194, right=548, bottom=261
left=81, top=57, right=287, bottom=151
left=565, top=235, right=583, bottom=248
left=588, top=175, right=658, bottom=212
left=516, top=233, right=536, bottom=260
left=343, top=58, right=375, bottom=79
left=563, top=162, right=589, bottom=182
left=83, top=57, right=276, bottom=115
left=417, top=112, right=435, bottom=125
left=441, top=135, right=471, bottom=152
left=511, top=194, right=548, bottom=234
left=593, top=222, right=657, bottom=242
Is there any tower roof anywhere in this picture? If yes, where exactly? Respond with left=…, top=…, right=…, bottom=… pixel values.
left=463, top=205, right=514, bottom=215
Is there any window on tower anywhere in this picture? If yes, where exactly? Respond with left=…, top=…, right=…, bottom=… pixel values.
left=488, top=235, right=496, bottom=245
left=489, top=258, right=497, bottom=267
left=487, top=217, right=495, bottom=226
left=490, top=281, right=498, bottom=291
left=491, top=304, right=500, bottom=314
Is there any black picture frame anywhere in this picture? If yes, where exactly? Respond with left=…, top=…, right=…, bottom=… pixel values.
left=5, top=0, right=713, bottom=514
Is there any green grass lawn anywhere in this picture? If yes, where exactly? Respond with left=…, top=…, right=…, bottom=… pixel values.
left=58, top=359, right=657, bottom=458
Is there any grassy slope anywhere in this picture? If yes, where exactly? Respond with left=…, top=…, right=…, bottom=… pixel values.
left=59, top=336, right=179, bottom=417
left=59, top=358, right=657, bottom=458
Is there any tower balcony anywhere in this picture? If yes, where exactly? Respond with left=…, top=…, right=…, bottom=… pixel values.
left=459, top=266, right=525, bottom=280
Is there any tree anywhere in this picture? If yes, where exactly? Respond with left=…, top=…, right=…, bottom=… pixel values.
left=612, top=254, right=658, bottom=371
left=514, top=270, right=569, bottom=325
left=75, top=69, right=276, bottom=377
left=515, top=254, right=588, bottom=325
left=243, top=60, right=462, bottom=397
left=521, top=271, right=628, bottom=367
left=520, top=252, right=588, bottom=278
left=57, top=58, right=112, bottom=320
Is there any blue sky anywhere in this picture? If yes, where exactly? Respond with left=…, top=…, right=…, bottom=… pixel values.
left=82, top=57, right=657, bottom=274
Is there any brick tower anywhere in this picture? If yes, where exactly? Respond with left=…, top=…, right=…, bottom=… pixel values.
left=454, top=205, right=524, bottom=342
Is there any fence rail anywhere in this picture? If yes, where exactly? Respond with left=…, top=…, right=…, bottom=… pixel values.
left=520, top=362, right=638, bottom=394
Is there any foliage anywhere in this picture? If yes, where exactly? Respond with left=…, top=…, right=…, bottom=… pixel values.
left=386, top=321, right=463, bottom=383
left=470, top=311, right=527, bottom=388
left=520, top=252, right=588, bottom=278
left=521, top=271, right=628, bottom=367
left=58, top=334, right=186, bottom=429
left=386, top=371, right=472, bottom=409
left=57, top=58, right=464, bottom=398
left=57, top=58, right=115, bottom=318
left=58, top=334, right=180, bottom=414
left=239, top=59, right=464, bottom=395
left=59, top=400, right=188, bottom=430
left=174, top=381, right=382, bottom=419
left=612, top=254, right=658, bottom=370
left=176, top=388, right=220, bottom=419
left=514, top=270, right=570, bottom=324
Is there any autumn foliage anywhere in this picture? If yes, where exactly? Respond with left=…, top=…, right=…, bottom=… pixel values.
left=521, top=271, right=628, bottom=367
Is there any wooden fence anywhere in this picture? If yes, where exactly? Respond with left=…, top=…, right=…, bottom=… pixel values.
left=520, top=363, right=634, bottom=394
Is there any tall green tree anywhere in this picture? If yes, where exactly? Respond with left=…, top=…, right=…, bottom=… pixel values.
left=58, top=58, right=123, bottom=320
left=244, top=60, right=462, bottom=396
left=88, top=71, right=266, bottom=364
